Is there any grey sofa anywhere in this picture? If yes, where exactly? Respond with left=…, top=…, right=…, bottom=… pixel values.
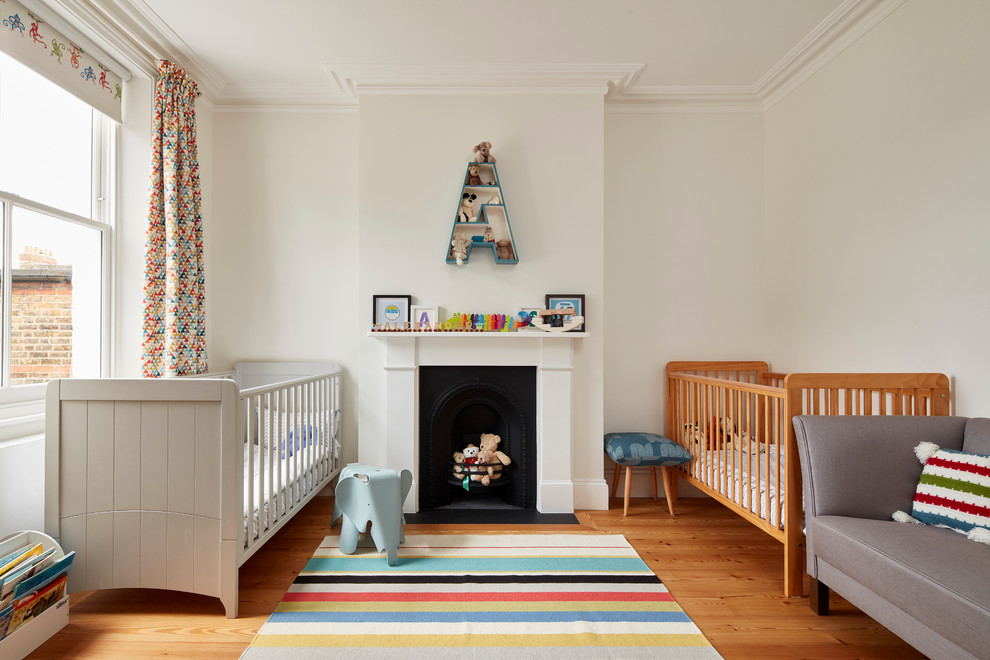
left=793, top=415, right=990, bottom=660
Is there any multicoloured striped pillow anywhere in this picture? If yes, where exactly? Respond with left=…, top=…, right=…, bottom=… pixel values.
left=903, top=441, right=990, bottom=542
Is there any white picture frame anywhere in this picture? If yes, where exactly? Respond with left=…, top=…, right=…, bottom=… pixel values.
left=410, top=305, right=439, bottom=329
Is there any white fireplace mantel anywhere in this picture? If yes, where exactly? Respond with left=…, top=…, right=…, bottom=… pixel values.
left=371, top=332, right=587, bottom=513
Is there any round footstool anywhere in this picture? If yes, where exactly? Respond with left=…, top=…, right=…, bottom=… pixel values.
left=605, top=432, right=692, bottom=516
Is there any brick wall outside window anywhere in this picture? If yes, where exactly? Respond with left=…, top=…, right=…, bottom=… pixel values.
left=7, top=247, right=74, bottom=386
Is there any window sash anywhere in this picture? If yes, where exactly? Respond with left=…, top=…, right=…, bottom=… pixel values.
left=0, top=114, right=114, bottom=402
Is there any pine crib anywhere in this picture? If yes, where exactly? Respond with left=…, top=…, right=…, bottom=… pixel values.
left=43, top=362, right=343, bottom=618
left=664, top=361, right=950, bottom=598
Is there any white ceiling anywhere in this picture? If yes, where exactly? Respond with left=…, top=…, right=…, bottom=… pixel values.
left=82, top=0, right=905, bottom=110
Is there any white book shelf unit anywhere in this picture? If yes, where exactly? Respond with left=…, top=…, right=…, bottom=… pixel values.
left=446, top=162, right=519, bottom=265
left=0, top=530, right=69, bottom=660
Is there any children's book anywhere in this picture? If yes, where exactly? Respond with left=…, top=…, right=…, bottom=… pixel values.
left=0, top=543, right=42, bottom=580
left=12, top=551, right=75, bottom=600
left=0, top=544, right=29, bottom=573
left=0, top=600, right=12, bottom=640
left=0, top=548, right=56, bottom=599
left=5, top=573, right=67, bottom=637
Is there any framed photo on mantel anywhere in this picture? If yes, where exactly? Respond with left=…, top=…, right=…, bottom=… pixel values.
left=373, top=295, right=411, bottom=327
left=545, top=294, right=585, bottom=332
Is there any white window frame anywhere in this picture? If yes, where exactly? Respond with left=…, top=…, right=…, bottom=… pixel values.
left=0, top=110, right=116, bottom=430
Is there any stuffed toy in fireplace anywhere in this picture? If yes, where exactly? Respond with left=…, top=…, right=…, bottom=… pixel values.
left=480, top=433, right=511, bottom=473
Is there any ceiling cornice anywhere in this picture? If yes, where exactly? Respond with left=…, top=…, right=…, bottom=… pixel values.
left=50, top=0, right=907, bottom=113
left=605, top=0, right=907, bottom=113
left=326, top=63, right=644, bottom=98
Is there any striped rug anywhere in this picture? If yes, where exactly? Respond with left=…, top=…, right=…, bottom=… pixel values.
left=240, top=533, right=722, bottom=659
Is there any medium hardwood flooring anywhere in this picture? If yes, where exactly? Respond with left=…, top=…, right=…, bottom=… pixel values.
left=26, top=495, right=924, bottom=659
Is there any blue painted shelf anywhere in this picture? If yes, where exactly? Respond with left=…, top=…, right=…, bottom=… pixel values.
left=446, top=162, right=519, bottom=265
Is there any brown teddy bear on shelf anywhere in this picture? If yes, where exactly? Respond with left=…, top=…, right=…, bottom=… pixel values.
left=472, top=141, right=496, bottom=163
left=495, top=239, right=515, bottom=261
left=465, top=164, right=482, bottom=186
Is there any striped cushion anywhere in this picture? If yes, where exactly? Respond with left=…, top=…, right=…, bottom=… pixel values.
left=911, top=445, right=990, bottom=535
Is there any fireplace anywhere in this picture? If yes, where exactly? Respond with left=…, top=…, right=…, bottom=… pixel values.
left=373, top=333, right=596, bottom=513
left=419, top=366, right=537, bottom=510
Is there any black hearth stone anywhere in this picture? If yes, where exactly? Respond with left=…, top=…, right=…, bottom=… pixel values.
left=403, top=507, right=579, bottom=525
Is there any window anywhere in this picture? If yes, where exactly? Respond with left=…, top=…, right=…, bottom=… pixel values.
left=0, top=51, right=114, bottom=400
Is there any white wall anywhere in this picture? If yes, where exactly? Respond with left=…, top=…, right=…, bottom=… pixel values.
left=765, top=0, right=990, bottom=414
left=356, top=94, right=606, bottom=508
left=604, top=112, right=767, bottom=495
left=114, top=73, right=153, bottom=377
left=210, top=110, right=360, bottom=457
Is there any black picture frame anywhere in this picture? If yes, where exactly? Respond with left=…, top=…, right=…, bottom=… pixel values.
left=373, top=295, right=412, bottom=327
left=545, top=294, right=585, bottom=332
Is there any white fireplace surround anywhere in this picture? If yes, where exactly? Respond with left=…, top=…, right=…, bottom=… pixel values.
left=372, top=332, right=587, bottom=513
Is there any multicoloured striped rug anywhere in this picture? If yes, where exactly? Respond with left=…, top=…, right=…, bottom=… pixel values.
left=240, top=533, right=722, bottom=659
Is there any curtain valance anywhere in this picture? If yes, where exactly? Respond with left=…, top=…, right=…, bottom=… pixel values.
left=1, top=0, right=123, bottom=121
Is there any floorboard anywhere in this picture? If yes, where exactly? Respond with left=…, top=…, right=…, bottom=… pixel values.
left=25, top=495, right=925, bottom=659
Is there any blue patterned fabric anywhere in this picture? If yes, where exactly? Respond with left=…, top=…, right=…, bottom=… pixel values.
left=605, top=432, right=692, bottom=467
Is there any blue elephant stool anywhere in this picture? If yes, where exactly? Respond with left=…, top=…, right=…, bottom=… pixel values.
left=605, top=432, right=692, bottom=517
left=332, top=463, right=413, bottom=566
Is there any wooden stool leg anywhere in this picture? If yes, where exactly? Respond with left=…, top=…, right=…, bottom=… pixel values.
left=650, top=467, right=659, bottom=501
left=623, top=466, right=633, bottom=516
left=660, top=466, right=676, bottom=516
left=610, top=463, right=621, bottom=502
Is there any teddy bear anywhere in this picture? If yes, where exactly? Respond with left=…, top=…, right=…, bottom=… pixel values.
left=473, top=448, right=500, bottom=486
left=483, top=227, right=494, bottom=243
left=479, top=433, right=511, bottom=474
left=450, top=234, right=470, bottom=265
left=465, top=164, right=482, bottom=186
left=462, top=444, right=480, bottom=464
left=457, top=192, right=477, bottom=223
left=451, top=451, right=466, bottom=480
left=472, top=141, right=496, bottom=164
left=495, top=239, right=515, bottom=261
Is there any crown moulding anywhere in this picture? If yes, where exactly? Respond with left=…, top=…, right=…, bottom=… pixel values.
left=43, top=0, right=906, bottom=113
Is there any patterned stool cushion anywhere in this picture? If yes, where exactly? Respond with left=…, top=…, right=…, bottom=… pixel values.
left=605, top=432, right=692, bottom=467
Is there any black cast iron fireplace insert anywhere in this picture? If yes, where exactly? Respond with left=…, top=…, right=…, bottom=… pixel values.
left=418, top=365, right=536, bottom=511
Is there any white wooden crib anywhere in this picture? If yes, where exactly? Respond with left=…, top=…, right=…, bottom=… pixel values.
left=43, top=362, right=343, bottom=618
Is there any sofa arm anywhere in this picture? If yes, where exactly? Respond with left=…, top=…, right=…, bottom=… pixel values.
left=793, top=415, right=967, bottom=520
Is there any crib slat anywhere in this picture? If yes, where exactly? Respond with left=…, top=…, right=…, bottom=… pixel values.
left=60, top=401, right=88, bottom=519
left=195, top=402, right=222, bottom=519
left=113, top=511, right=141, bottom=587
left=87, top=401, right=115, bottom=514
left=141, top=402, right=169, bottom=511
left=168, top=403, right=196, bottom=516
left=114, top=402, right=142, bottom=510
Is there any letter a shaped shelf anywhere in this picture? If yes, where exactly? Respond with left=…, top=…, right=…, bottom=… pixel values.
left=446, top=162, right=519, bottom=264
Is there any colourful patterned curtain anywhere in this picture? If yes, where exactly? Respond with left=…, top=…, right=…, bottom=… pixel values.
left=142, top=60, right=206, bottom=377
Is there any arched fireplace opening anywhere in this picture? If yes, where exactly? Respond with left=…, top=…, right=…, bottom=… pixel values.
left=419, top=366, right=536, bottom=511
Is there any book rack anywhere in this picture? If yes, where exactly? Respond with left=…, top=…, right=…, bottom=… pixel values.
left=0, top=530, right=69, bottom=660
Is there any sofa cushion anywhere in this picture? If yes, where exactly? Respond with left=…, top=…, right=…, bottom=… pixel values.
left=963, top=417, right=990, bottom=455
left=910, top=444, right=990, bottom=537
left=813, top=515, right=990, bottom=657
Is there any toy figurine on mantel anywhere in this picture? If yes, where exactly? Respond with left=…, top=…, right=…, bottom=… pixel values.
left=531, top=308, right=585, bottom=333
left=445, top=141, right=519, bottom=265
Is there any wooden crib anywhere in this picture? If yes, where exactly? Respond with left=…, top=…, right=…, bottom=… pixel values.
left=664, top=361, right=950, bottom=597
left=44, top=362, right=343, bottom=617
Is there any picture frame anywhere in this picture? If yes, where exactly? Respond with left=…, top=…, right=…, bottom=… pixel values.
left=410, top=305, right=439, bottom=329
left=545, top=294, right=585, bottom=332
left=373, top=295, right=412, bottom=327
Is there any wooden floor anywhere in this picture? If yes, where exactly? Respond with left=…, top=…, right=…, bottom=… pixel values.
left=27, top=495, right=924, bottom=660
